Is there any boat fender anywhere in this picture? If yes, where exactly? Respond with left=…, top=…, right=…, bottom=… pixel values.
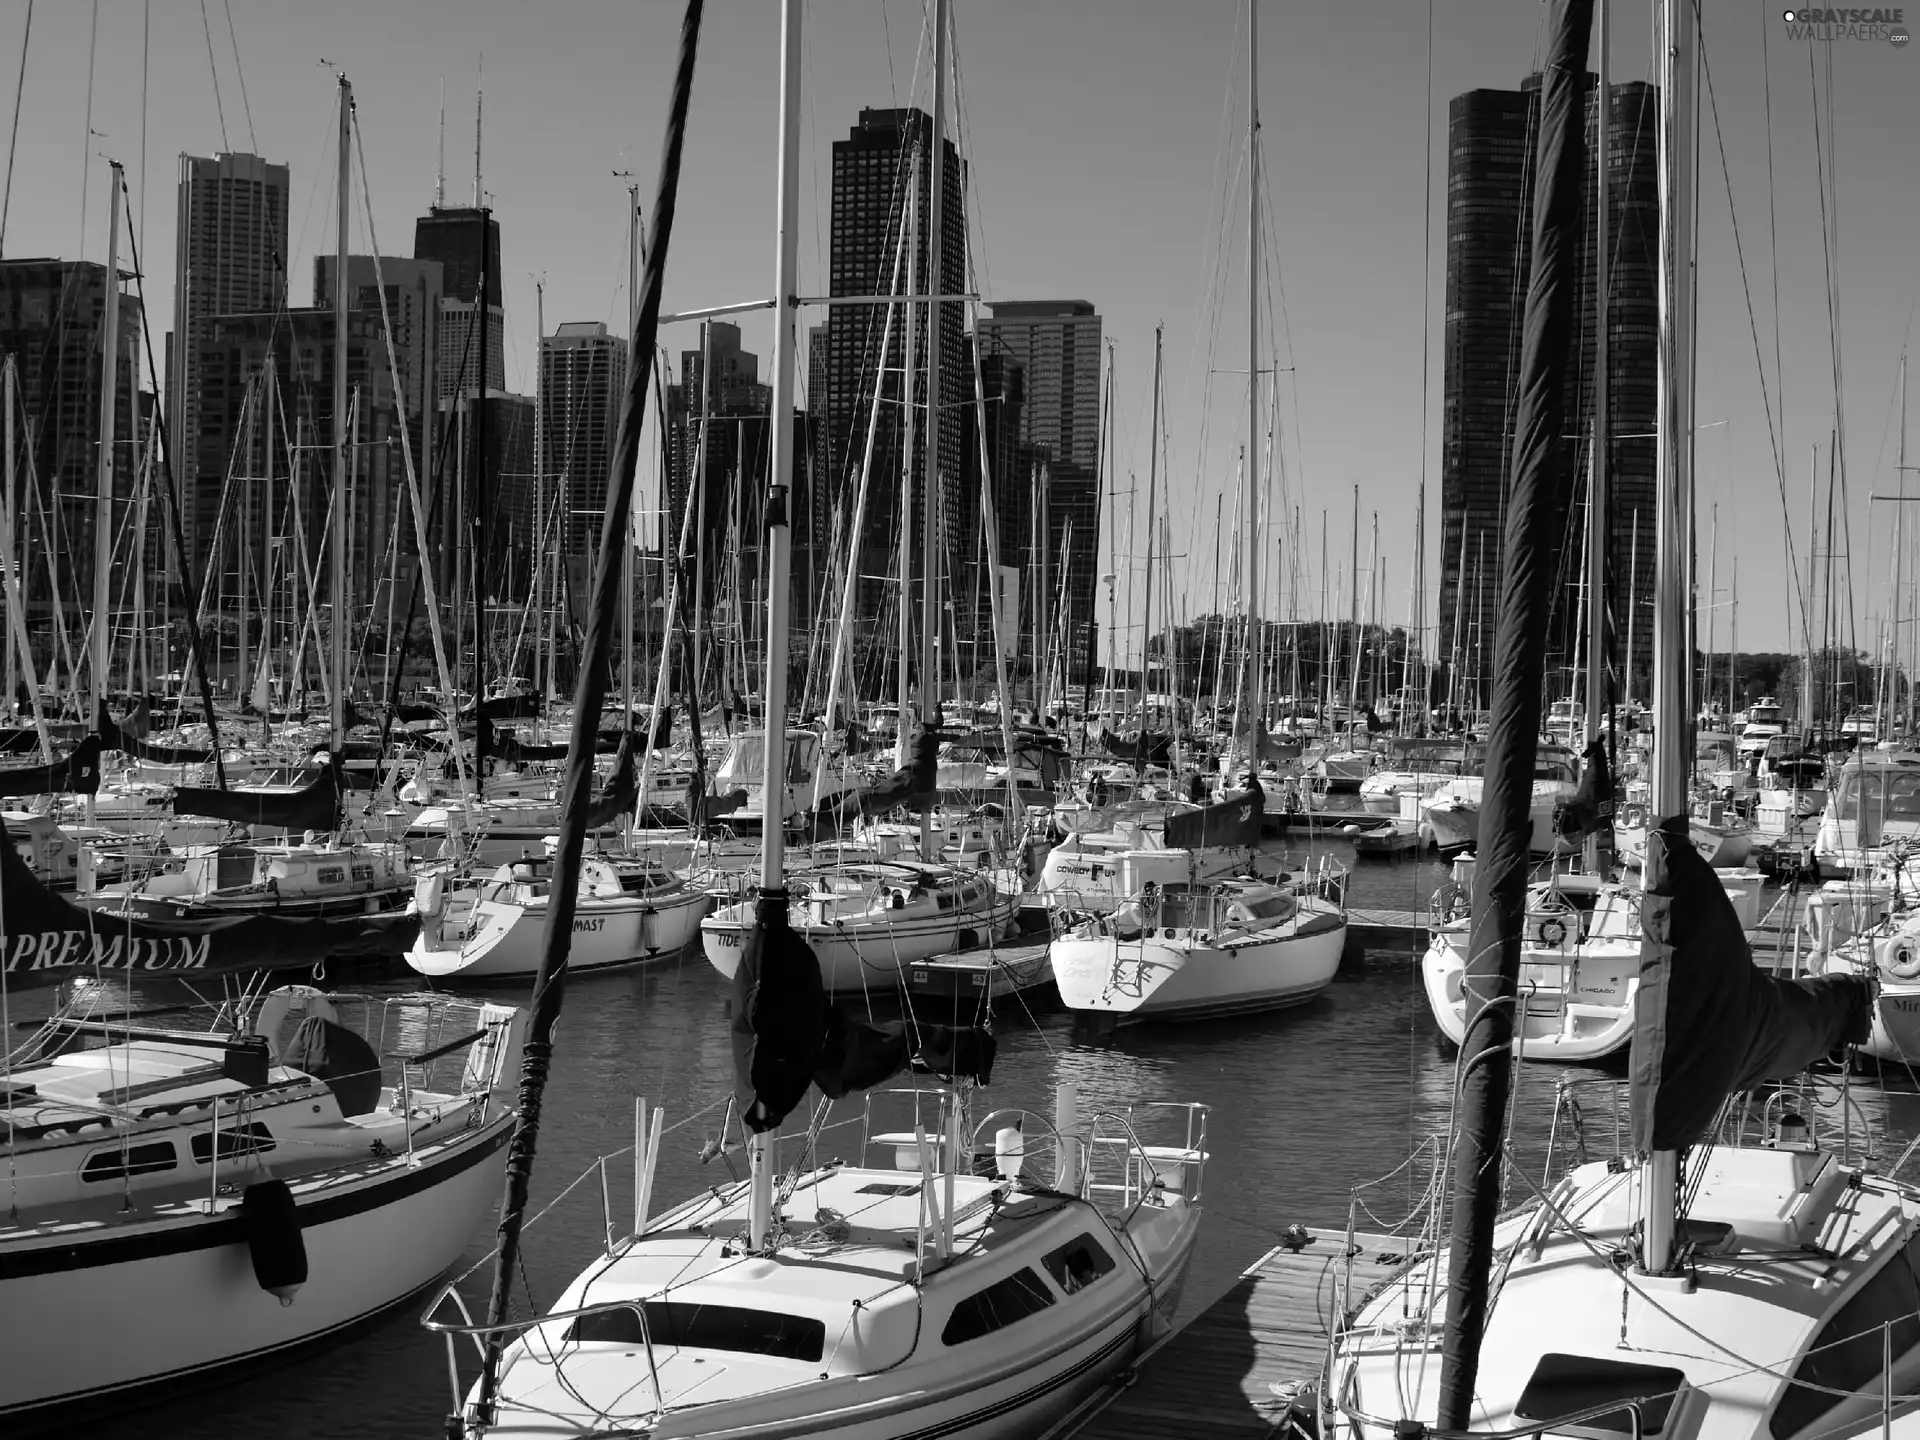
left=243, top=1179, right=307, bottom=1306
left=1535, top=915, right=1569, bottom=948
left=415, top=870, right=446, bottom=920
left=1881, top=937, right=1920, bottom=981
left=1619, top=803, right=1646, bottom=830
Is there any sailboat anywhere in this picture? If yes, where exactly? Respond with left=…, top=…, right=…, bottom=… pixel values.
left=1049, top=15, right=1348, bottom=1023
left=420, top=11, right=1203, bottom=1437
left=1331, top=7, right=1897, bottom=1437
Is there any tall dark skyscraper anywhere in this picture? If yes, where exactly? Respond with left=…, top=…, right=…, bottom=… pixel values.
left=824, top=107, right=968, bottom=651
left=1438, top=76, right=1657, bottom=701
left=413, top=206, right=504, bottom=396
left=665, top=321, right=770, bottom=609
left=0, top=260, right=146, bottom=618
left=975, top=300, right=1104, bottom=673
left=542, top=321, right=628, bottom=558
left=169, top=151, right=290, bottom=573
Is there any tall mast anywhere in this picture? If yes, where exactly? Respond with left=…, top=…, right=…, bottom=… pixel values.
left=625, top=182, right=640, bottom=727
left=1137, top=324, right=1161, bottom=772
left=535, top=279, right=550, bottom=707
left=1643, top=0, right=1696, bottom=1276
left=745, top=0, right=803, bottom=1253
left=895, top=150, right=920, bottom=766
left=332, top=78, right=351, bottom=783
left=1584, top=0, right=1609, bottom=869
left=91, top=160, right=123, bottom=739
left=1240, top=0, right=1259, bottom=776
left=919, top=0, right=948, bottom=859
left=1345, top=483, right=1359, bottom=724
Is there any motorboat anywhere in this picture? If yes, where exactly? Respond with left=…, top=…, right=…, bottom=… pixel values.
left=77, top=834, right=414, bottom=920
left=1737, top=695, right=1786, bottom=757
left=1355, top=737, right=1467, bottom=816
left=1051, top=867, right=1348, bottom=1022
left=0, top=985, right=525, bottom=1424
left=407, top=852, right=712, bottom=981
left=1421, top=745, right=1580, bottom=854
left=713, top=728, right=860, bottom=832
left=425, top=1085, right=1205, bottom=1440
left=1809, top=749, right=1920, bottom=878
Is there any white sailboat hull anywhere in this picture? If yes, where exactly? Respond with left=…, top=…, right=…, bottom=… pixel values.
left=408, top=887, right=711, bottom=981
left=1419, top=925, right=1637, bottom=1062
left=1050, top=903, right=1346, bottom=1021
left=703, top=889, right=1020, bottom=992
left=0, top=1117, right=512, bottom=1423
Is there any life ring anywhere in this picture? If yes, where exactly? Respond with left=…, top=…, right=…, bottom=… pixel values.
left=1619, top=803, right=1647, bottom=830
left=1535, top=915, right=1570, bottom=948
left=253, top=985, right=337, bottom=1064
left=1880, top=937, right=1920, bottom=982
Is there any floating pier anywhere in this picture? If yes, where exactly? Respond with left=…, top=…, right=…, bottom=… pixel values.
left=1056, top=1226, right=1413, bottom=1440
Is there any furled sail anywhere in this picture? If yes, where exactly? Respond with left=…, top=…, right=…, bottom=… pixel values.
left=1164, top=778, right=1264, bottom=850
left=1553, top=736, right=1615, bottom=840
left=0, top=814, right=419, bottom=990
left=0, top=733, right=103, bottom=798
left=581, top=738, right=640, bottom=829
left=855, top=728, right=941, bottom=818
left=729, top=893, right=994, bottom=1133
left=1628, top=817, right=1869, bottom=1151
left=172, top=758, right=342, bottom=832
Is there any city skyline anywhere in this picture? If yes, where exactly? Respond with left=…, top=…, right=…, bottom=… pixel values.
left=0, top=2, right=1913, bottom=663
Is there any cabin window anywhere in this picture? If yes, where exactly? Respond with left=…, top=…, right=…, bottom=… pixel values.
left=191, top=1122, right=277, bottom=1164
left=941, top=1267, right=1056, bottom=1346
left=317, top=867, right=345, bottom=884
left=1516, top=1353, right=1686, bottom=1434
left=1044, top=1234, right=1117, bottom=1294
left=1771, top=1240, right=1920, bottom=1437
left=565, top=1300, right=825, bottom=1361
left=82, top=1140, right=177, bottom=1182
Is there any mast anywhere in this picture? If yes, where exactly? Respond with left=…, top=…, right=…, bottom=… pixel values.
left=624, top=182, right=640, bottom=731
left=331, top=78, right=350, bottom=791
left=1239, top=0, right=1260, bottom=779
left=91, top=160, right=123, bottom=740
left=536, top=280, right=552, bottom=708
left=919, top=0, right=948, bottom=860
left=1435, top=0, right=1594, bottom=1421
left=470, top=3, right=702, bottom=1423
left=1641, top=0, right=1696, bottom=1277
left=742, top=0, right=803, bottom=1253
left=1344, top=483, right=1360, bottom=726
left=1137, top=324, right=1161, bottom=774
left=1584, top=0, right=1609, bottom=866
left=895, top=147, right=921, bottom=767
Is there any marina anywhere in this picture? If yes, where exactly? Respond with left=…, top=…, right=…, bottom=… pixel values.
left=0, top=0, right=1914, bottom=1436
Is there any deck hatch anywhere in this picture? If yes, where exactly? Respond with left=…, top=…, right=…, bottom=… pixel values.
left=1515, top=1352, right=1686, bottom=1434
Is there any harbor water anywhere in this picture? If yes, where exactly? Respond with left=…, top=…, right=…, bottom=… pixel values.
left=25, top=828, right=1919, bottom=1440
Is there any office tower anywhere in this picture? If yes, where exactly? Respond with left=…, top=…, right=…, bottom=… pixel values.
left=1438, top=76, right=1657, bottom=704
left=824, top=107, right=968, bottom=656
left=974, top=300, right=1103, bottom=674
left=313, top=255, right=443, bottom=487
left=541, top=321, right=627, bottom=561
left=413, top=206, right=503, bottom=397
left=0, top=260, right=147, bottom=623
left=193, top=307, right=402, bottom=631
left=170, top=152, right=291, bottom=573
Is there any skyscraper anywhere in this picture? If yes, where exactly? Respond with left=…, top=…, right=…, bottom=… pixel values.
left=313, top=255, right=443, bottom=485
left=542, top=321, right=627, bottom=560
left=170, top=151, right=290, bottom=572
left=974, top=300, right=1104, bottom=673
left=1438, top=76, right=1657, bottom=702
left=824, top=107, right=968, bottom=653
left=413, top=206, right=503, bottom=397
left=0, top=259, right=146, bottom=620
left=664, top=322, right=770, bottom=607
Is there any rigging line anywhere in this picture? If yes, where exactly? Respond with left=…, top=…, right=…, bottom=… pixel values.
left=222, top=0, right=257, bottom=153
left=198, top=0, right=229, bottom=153
left=138, top=0, right=148, bottom=261
left=79, top=0, right=98, bottom=259
left=1809, top=38, right=1847, bottom=612
left=0, top=0, right=31, bottom=259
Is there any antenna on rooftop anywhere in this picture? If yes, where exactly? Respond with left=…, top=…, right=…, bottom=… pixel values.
left=436, top=78, right=445, bottom=208
left=473, top=55, right=483, bottom=209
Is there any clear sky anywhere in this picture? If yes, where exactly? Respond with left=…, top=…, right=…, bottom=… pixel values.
left=3, top=1, right=1914, bottom=665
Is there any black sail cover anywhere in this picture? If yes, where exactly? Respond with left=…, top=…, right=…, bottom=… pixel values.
left=1164, top=778, right=1263, bottom=851
left=1554, top=737, right=1615, bottom=840
left=1100, top=727, right=1172, bottom=766
left=1628, top=817, right=1869, bottom=1151
left=172, top=759, right=342, bottom=832
left=582, top=738, right=640, bottom=829
left=0, top=733, right=103, bottom=797
left=0, top=814, right=419, bottom=990
left=856, top=728, right=941, bottom=818
left=730, top=892, right=994, bottom=1133
left=98, top=711, right=214, bottom=765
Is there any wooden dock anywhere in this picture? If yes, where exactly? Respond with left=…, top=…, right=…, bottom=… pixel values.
left=1057, top=1227, right=1416, bottom=1440
left=1343, top=907, right=1434, bottom=961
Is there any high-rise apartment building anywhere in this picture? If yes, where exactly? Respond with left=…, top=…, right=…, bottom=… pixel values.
left=0, top=260, right=147, bottom=620
left=170, top=152, right=291, bottom=573
left=974, top=300, right=1103, bottom=675
left=542, top=321, right=627, bottom=559
left=1438, top=77, right=1657, bottom=701
left=313, top=255, right=442, bottom=483
left=664, top=322, right=770, bottom=596
left=824, top=107, right=968, bottom=652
